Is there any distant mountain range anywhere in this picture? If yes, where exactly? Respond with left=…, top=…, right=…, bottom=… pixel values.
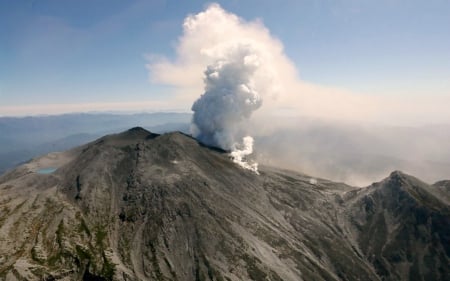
left=1, top=113, right=450, bottom=186
left=0, top=127, right=448, bottom=280
left=0, top=113, right=191, bottom=175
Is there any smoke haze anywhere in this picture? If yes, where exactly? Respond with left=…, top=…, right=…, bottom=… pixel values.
left=254, top=118, right=450, bottom=186
left=147, top=3, right=450, bottom=184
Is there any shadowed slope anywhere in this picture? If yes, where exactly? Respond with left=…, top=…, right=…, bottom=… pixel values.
left=346, top=171, right=450, bottom=280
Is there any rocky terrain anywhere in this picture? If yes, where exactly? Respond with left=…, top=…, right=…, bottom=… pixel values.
left=0, top=112, right=191, bottom=175
left=0, top=127, right=448, bottom=280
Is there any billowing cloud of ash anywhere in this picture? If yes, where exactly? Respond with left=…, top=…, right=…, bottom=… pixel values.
left=190, top=45, right=264, bottom=171
left=148, top=2, right=450, bottom=125
left=179, top=6, right=280, bottom=172
left=147, top=3, right=450, bottom=184
left=191, top=45, right=262, bottom=150
left=148, top=3, right=286, bottom=116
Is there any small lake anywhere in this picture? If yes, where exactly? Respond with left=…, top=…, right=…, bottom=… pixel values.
left=37, top=168, right=57, bottom=174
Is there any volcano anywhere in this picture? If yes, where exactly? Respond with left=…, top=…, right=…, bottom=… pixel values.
left=0, top=127, right=449, bottom=281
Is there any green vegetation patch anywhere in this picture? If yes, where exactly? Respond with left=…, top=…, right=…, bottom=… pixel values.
left=95, top=227, right=108, bottom=248
left=78, top=218, right=91, bottom=237
left=101, top=253, right=115, bottom=280
left=56, top=220, right=65, bottom=248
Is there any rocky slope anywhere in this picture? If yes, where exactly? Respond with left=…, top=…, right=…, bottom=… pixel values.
left=0, top=127, right=448, bottom=281
left=345, top=171, right=450, bottom=280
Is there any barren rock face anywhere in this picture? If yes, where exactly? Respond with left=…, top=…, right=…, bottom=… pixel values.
left=0, top=127, right=449, bottom=281
left=345, top=171, right=450, bottom=281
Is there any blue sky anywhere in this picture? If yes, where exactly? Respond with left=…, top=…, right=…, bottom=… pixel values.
left=1, top=0, right=449, bottom=118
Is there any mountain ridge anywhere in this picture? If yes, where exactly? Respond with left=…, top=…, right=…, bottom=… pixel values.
left=0, top=128, right=448, bottom=281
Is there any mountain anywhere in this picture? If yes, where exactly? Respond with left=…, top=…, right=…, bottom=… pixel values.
left=3, top=113, right=450, bottom=186
left=345, top=171, right=450, bottom=280
left=0, top=112, right=191, bottom=175
left=0, top=128, right=448, bottom=281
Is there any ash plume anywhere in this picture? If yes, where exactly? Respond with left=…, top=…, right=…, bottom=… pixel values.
left=190, top=45, right=261, bottom=149
left=148, top=3, right=284, bottom=172
left=190, top=45, right=263, bottom=171
left=148, top=4, right=450, bottom=183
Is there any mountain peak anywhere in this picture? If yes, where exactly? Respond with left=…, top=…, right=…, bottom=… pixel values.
left=389, top=170, right=405, bottom=178
left=121, top=126, right=158, bottom=139
left=385, top=170, right=426, bottom=188
left=379, top=170, right=442, bottom=205
left=0, top=129, right=449, bottom=281
left=127, top=126, right=148, bottom=132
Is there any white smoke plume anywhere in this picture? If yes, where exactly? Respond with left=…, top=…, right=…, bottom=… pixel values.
left=190, top=44, right=266, bottom=172
left=230, top=136, right=259, bottom=173
left=147, top=3, right=450, bottom=184
left=148, top=3, right=450, bottom=126
left=148, top=3, right=287, bottom=118
left=191, top=45, right=262, bottom=149
left=309, top=178, right=318, bottom=185
left=179, top=6, right=281, bottom=172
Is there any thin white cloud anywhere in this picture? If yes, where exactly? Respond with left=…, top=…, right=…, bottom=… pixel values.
left=0, top=101, right=185, bottom=117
